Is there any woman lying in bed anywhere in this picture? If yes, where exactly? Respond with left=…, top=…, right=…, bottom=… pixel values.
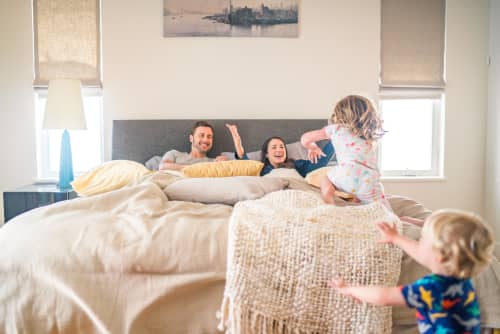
left=226, top=124, right=335, bottom=177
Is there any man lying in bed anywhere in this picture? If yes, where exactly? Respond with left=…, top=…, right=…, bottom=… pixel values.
left=159, top=121, right=228, bottom=171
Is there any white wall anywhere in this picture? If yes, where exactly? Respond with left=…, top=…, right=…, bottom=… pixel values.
left=102, top=0, right=489, bottom=214
left=101, top=0, right=379, bottom=136
left=0, top=0, right=492, bottom=227
left=486, top=0, right=500, bottom=240
left=0, top=0, right=38, bottom=224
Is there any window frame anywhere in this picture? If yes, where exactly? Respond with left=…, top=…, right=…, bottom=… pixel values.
left=34, top=87, right=104, bottom=181
left=378, top=90, right=445, bottom=179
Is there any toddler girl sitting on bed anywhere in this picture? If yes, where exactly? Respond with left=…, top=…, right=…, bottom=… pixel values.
left=301, top=95, right=389, bottom=208
left=331, top=209, right=495, bottom=334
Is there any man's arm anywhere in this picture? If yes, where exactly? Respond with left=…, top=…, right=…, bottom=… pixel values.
left=330, top=279, right=405, bottom=306
left=158, top=160, right=188, bottom=171
left=158, top=150, right=188, bottom=171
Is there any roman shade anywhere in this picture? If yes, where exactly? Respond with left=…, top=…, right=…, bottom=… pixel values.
left=33, top=0, right=101, bottom=87
left=380, top=0, right=446, bottom=88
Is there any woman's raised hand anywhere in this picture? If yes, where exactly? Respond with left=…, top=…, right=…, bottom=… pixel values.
left=225, top=124, right=245, bottom=158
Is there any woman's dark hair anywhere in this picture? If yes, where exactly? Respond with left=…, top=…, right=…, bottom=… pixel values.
left=261, top=136, right=295, bottom=168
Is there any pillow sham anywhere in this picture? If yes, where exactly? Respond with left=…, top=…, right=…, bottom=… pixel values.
left=145, top=155, right=162, bottom=170
left=264, top=168, right=304, bottom=181
left=286, top=141, right=309, bottom=161
left=71, top=160, right=153, bottom=196
left=181, top=160, right=263, bottom=178
left=222, top=141, right=309, bottom=162
left=164, top=176, right=289, bottom=205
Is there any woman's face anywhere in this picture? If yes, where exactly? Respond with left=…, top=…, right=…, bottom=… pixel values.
left=266, top=138, right=287, bottom=167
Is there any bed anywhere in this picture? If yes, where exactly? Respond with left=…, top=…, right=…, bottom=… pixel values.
left=0, top=119, right=499, bottom=334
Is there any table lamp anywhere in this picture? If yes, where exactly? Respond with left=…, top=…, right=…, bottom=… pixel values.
left=43, top=79, right=87, bottom=189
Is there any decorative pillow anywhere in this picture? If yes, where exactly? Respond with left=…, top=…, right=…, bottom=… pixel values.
left=71, top=160, right=153, bottom=196
left=164, top=176, right=289, bottom=205
left=181, top=160, right=263, bottom=178
left=304, top=166, right=332, bottom=188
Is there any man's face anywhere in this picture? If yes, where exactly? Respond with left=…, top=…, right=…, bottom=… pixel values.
left=190, top=126, right=214, bottom=154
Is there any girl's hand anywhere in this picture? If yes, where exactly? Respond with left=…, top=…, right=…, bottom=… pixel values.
left=375, top=221, right=399, bottom=244
left=307, top=146, right=325, bottom=164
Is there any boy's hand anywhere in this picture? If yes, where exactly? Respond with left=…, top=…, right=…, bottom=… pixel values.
left=307, top=146, right=325, bottom=164
left=376, top=221, right=399, bottom=244
left=328, top=278, right=361, bottom=304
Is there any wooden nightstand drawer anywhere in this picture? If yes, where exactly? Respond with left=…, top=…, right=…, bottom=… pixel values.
left=3, top=183, right=77, bottom=222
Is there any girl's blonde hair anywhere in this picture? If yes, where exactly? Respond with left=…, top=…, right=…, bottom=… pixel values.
left=330, top=95, right=384, bottom=143
left=423, top=209, right=495, bottom=279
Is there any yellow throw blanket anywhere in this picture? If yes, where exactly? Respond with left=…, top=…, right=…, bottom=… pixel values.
left=219, top=190, right=402, bottom=334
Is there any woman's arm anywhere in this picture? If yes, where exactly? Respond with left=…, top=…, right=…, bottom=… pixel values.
left=159, top=160, right=187, bottom=171
left=225, top=124, right=245, bottom=159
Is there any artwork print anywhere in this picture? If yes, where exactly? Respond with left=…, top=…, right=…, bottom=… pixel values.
left=163, top=0, right=299, bottom=37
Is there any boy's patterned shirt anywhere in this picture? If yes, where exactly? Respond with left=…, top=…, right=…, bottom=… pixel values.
left=401, top=274, right=480, bottom=334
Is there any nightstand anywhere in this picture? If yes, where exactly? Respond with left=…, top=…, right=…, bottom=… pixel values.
left=3, top=183, right=77, bottom=223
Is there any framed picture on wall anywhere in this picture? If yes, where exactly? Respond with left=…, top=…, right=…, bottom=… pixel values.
left=163, top=0, right=299, bottom=38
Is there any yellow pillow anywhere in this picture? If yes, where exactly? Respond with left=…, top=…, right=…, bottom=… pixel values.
left=181, top=160, right=264, bottom=178
left=71, top=160, right=153, bottom=196
left=305, top=166, right=332, bottom=188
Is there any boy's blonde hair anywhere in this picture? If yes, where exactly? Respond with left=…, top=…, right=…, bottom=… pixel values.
left=330, top=95, right=384, bottom=143
left=423, top=209, right=495, bottom=279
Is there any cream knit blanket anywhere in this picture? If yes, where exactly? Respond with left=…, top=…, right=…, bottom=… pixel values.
left=219, top=190, right=402, bottom=334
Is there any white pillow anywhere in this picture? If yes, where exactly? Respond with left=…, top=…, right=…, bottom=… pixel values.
left=145, top=155, right=162, bottom=170
left=223, top=141, right=309, bottom=162
left=264, top=168, right=304, bottom=181
left=164, top=176, right=289, bottom=205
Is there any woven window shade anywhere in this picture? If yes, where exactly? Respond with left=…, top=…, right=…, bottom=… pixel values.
left=34, top=0, right=101, bottom=87
left=380, top=0, right=445, bottom=88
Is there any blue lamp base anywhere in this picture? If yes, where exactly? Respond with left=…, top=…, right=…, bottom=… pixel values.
left=58, top=129, right=74, bottom=189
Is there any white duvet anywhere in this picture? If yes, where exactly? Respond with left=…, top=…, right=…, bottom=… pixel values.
left=0, top=173, right=499, bottom=334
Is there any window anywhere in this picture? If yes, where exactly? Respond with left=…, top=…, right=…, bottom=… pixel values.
left=379, top=0, right=446, bottom=178
left=379, top=95, right=444, bottom=178
left=35, top=89, right=103, bottom=180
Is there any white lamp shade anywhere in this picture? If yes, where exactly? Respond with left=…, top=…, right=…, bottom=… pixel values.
left=43, top=79, right=87, bottom=130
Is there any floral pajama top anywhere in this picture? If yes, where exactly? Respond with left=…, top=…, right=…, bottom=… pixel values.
left=324, top=124, right=389, bottom=208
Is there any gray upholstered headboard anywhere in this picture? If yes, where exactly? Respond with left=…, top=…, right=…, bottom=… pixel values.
left=112, top=119, right=328, bottom=163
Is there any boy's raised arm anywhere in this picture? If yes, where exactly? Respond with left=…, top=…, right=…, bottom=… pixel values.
left=376, top=221, right=431, bottom=270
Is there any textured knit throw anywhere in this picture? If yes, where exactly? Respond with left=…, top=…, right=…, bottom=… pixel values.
left=218, top=190, right=402, bottom=334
